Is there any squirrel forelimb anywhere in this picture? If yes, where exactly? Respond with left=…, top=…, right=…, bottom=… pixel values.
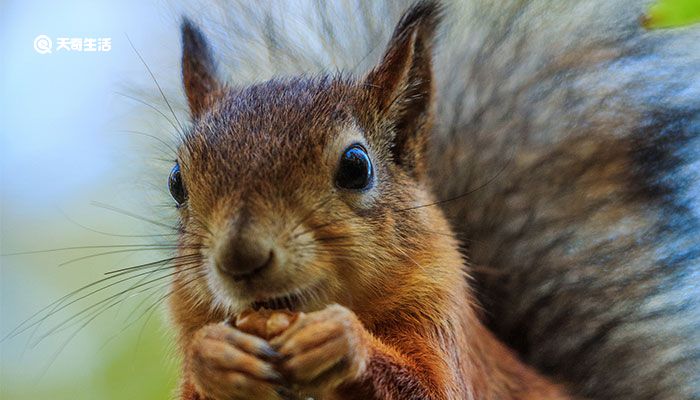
left=183, top=304, right=442, bottom=400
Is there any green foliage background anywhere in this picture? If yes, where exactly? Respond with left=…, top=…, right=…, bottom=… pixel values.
left=1, top=196, right=181, bottom=399
left=2, top=325, right=178, bottom=399
left=645, top=0, right=700, bottom=28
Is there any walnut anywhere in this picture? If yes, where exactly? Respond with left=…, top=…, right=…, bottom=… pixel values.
left=233, top=308, right=299, bottom=340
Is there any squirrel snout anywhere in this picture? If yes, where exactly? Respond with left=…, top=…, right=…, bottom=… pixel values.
left=214, top=235, right=276, bottom=282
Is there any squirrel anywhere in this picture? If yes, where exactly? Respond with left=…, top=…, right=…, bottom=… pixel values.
left=170, top=2, right=567, bottom=399
left=164, top=0, right=700, bottom=399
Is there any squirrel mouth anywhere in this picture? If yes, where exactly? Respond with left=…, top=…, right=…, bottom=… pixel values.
left=251, top=292, right=302, bottom=311
left=246, top=281, right=323, bottom=312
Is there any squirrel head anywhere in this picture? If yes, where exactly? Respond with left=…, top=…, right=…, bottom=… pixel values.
left=173, top=2, right=455, bottom=318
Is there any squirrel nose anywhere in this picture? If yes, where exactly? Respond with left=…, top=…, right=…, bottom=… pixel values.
left=215, top=235, right=275, bottom=281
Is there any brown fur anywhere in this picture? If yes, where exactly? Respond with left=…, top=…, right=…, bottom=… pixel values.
left=169, top=2, right=569, bottom=399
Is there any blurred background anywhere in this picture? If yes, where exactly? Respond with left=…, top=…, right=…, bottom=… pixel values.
left=1, top=0, right=189, bottom=398
left=1, top=0, right=698, bottom=399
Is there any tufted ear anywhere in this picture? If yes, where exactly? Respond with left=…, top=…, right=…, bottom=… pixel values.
left=364, top=1, right=441, bottom=176
left=181, top=18, right=222, bottom=118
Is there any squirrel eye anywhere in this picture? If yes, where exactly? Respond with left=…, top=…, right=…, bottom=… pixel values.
left=168, top=163, right=187, bottom=206
left=335, top=144, right=373, bottom=190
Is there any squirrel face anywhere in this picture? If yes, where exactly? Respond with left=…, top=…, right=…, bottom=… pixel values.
left=174, top=8, right=446, bottom=316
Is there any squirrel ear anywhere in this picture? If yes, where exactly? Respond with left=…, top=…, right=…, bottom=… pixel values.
left=181, top=18, right=221, bottom=118
left=363, top=1, right=441, bottom=175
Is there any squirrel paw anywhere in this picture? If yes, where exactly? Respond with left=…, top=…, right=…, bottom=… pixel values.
left=188, top=322, right=283, bottom=400
left=270, top=304, right=369, bottom=395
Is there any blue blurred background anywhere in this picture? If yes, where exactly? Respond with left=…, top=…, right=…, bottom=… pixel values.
left=1, top=0, right=188, bottom=398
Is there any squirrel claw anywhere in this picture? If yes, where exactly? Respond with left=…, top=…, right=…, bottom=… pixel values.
left=189, top=323, right=283, bottom=400
left=270, top=304, right=369, bottom=395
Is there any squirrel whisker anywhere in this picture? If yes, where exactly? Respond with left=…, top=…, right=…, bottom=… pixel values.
left=31, top=263, right=203, bottom=348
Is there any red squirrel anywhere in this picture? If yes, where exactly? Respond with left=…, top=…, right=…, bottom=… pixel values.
left=169, top=2, right=568, bottom=399
left=165, top=0, right=700, bottom=398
